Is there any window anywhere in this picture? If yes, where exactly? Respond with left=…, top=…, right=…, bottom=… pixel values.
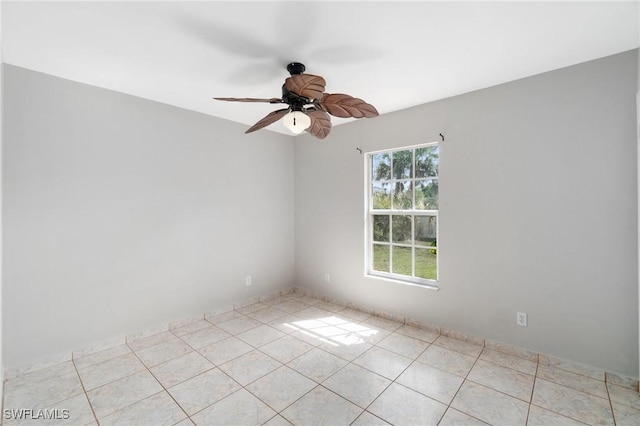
left=366, top=142, right=439, bottom=286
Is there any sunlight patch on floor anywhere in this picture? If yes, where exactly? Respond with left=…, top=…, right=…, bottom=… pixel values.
left=281, top=316, right=378, bottom=347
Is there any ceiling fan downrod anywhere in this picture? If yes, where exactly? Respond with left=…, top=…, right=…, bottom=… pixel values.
left=286, top=62, right=306, bottom=75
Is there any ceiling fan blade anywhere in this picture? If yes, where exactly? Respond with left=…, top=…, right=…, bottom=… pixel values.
left=319, top=93, right=379, bottom=119
left=214, top=97, right=284, bottom=103
left=284, top=74, right=326, bottom=100
left=306, top=110, right=332, bottom=139
left=245, top=108, right=290, bottom=134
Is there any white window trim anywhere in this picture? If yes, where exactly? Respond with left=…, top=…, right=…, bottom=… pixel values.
left=364, top=141, right=440, bottom=289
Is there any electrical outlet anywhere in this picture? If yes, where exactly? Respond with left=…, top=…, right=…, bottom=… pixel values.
left=517, top=312, right=527, bottom=327
left=324, top=273, right=330, bottom=282
left=245, top=276, right=252, bottom=287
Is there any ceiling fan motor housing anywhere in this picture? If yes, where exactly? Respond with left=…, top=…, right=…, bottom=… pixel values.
left=281, top=85, right=309, bottom=110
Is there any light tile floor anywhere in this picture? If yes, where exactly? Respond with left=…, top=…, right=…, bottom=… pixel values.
left=3, top=292, right=639, bottom=425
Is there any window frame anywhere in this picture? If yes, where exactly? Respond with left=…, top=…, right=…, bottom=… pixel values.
left=364, top=141, right=439, bottom=289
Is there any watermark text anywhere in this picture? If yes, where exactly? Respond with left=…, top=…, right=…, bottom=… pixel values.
left=4, top=408, right=70, bottom=420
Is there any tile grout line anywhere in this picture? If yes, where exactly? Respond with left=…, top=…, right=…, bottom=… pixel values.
left=524, top=356, right=541, bottom=426
left=182, top=301, right=320, bottom=424
left=186, top=386, right=245, bottom=422
left=432, top=334, right=617, bottom=425
left=148, top=372, right=204, bottom=425
left=129, top=342, right=188, bottom=423
left=464, top=359, right=536, bottom=405
left=167, top=315, right=282, bottom=422
left=440, top=338, right=485, bottom=424
left=355, top=339, right=427, bottom=420
left=412, top=338, right=466, bottom=426
left=242, top=307, right=329, bottom=412
left=275, top=383, right=323, bottom=425
left=126, top=329, right=231, bottom=424
left=530, top=365, right=608, bottom=425
left=534, top=372, right=613, bottom=401
left=229, top=302, right=385, bottom=423
left=605, top=379, right=618, bottom=426
left=332, top=327, right=455, bottom=423
left=207, top=302, right=326, bottom=424
left=465, top=340, right=576, bottom=423
left=477, top=348, right=538, bottom=376
left=70, top=358, right=100, bottom=426
left=285, top=310, right=443, bottom=423
left=350, top=410, right=387, bottom=426
left=128, top=334, right=205, bottom=426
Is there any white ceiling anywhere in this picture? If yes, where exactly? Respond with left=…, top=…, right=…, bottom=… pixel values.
left=2, top=1, right=639, bottom=135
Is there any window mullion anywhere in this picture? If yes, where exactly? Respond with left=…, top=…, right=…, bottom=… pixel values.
left=411, top=148, right=416, bottom=278
left=389, top=215, right=394, bottom=273
left=411, top=214, right=416, bottom=278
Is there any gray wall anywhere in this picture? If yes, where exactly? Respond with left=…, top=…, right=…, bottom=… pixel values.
left=0, top=1, right=4, bottom=395
left=637, top=21, right=640, bottom=382
left=2, top=65, right=295, bottom=369
left=295, top=50, right=639, bottom=377
left=3, top=50, right=638, bottom=377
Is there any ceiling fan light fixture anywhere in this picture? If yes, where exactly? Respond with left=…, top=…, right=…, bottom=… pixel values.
left=282, top=110, right=310, bottom=134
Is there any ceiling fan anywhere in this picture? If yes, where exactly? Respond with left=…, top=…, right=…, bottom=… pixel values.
left=214, top=62, right=379, bottom=139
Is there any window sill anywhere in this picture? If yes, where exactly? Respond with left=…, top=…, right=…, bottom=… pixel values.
left=365, top=273, right=440, bottom=291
